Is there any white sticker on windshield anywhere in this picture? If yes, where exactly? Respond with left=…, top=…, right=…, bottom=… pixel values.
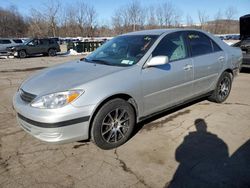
left=121, top=60, right=130, bottom=64
left=128, top=61, right=134, bottom=65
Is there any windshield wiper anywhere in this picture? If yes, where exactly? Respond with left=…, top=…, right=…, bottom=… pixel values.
left=88, top=59, right=112, bottom=66
left=82, top=58, right=126, bottom=67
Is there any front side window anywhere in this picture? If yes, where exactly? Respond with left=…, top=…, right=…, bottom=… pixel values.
left=28, top=40, right=38, bottom=46
left=86, top=35, right=158, bottom=66
left=152, top=32, right=187, bottom=62
left=13, top=39, right=22, bottom=43
left=188, top=32, right=213, bottom=56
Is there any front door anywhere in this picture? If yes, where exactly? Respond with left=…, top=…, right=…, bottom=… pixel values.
left=26, top=39, right=41, bottom=54
left=141, top=31, right=194, bottom=116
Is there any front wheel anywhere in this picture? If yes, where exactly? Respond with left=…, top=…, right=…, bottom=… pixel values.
left=208, top=72, right=232, bottom=103
left=91, top=99, right=135, bottom=150
left=18, top=50, right=26, bottom=58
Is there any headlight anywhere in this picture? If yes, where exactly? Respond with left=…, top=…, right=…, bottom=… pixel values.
left=31, top=90, right=84, bottom=109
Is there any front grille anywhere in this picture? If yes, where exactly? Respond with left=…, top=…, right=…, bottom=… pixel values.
left=20, top=89, right=37, bottom=103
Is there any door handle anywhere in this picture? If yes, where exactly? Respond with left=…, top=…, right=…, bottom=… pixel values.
left=218, top=56, right=225, bottom=62
left=183, top=64, right=193, bottom=71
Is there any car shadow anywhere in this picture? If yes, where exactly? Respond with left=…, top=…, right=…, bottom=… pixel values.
left=132, top=97, right=207, bottom=137
left=165, top=119, right=250, bottom=188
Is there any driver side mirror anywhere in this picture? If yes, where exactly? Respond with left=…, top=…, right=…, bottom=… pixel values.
left=146, top=56, right=169, bottom=67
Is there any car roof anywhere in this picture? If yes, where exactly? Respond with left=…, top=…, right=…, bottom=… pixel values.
left=122, top=28, right=203, bottom=36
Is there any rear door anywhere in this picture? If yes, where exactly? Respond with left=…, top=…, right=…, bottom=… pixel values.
left=141, top=31, right=194, bottom=116
left=186, top=31, right=224, bottom=95
left=38, top=39, right=49, bottom=53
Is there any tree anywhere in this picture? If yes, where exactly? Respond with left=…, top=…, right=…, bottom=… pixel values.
left=127, top=1, right=145, bottom=31
left=112, top=1, right=145, bottom=34
left=225, top=6, right=237, bottom=20
left=76, top=0, right=97, bottom=37
left=27, top=8, right=48, bottom=37
left=213, top=9, right=223, bottom=34
left=198, top=10, right=209, bottom=29
left=225, top=6, right=238, bottom=33
left=146, top=6, right=157, bottom=29
left=0, top=6, right=27, bottom=37
left=186, top=14, right=194, bottom=27
left=44, top=0, right=60, bottom=37
left=156, top=2, right=182, bottom=28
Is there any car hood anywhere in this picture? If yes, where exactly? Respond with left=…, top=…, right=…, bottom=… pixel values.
left=7, top=44, right=26, bottom=49
left=21, top=60, right=126, bottom=96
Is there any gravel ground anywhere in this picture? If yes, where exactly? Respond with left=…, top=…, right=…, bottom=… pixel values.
left=0, top=56, right=249, bottom=188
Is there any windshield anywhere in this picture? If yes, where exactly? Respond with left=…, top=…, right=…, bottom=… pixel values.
left=85, top=35, right=158, bottom=66
left=24, top=39, right=33, bottom=45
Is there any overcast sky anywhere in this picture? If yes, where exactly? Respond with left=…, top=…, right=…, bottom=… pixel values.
left=1, top=0, right=249, bottom=25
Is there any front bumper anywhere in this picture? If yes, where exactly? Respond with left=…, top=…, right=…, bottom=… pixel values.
left=13, top=92, right=95, bottom=143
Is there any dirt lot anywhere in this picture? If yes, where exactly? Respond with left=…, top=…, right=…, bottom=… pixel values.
left=0, top=56, right=249, bottom=188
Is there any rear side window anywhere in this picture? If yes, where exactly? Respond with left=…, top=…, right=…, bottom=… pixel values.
left=188, top=32, right=213, bottom=56
left=49, top=39, right=55, bottom=44
left=211, top=40, right=222, bottom=52
left=153, top=32, right=187, bottom=62
left=13, top=39, right=23, bottom=43
left=39, top=39, right=49, bottom=45
left=0, top=40, right=11, bottom=44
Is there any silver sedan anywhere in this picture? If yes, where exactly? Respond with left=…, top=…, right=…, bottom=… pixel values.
left=13, top=29, right=242, bottom=149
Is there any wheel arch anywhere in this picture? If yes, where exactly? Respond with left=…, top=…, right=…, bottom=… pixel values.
left=224, top=68, right=234, bottom=79
left=48, top=48, right=56, bottom=53
left=88, top=93, right=139, bottom=139
left=18, top=49, right=27, bottom=57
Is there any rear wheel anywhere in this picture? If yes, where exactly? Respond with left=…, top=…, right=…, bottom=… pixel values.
left=18, top=50, right=26, bottom=58
left=208, top=72, right=232, bottom=103
left=91, top=99, right=135, bottom=150
left=48, top=48, right=56, bottom=56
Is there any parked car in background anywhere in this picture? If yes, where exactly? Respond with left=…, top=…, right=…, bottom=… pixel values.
left=13, top=29, right=242, bottom=149
left=233, top=37, right=250, bottom=68
left=7, top=38, right=61, bottom=58
left=0, top=38, right=23, bottom=54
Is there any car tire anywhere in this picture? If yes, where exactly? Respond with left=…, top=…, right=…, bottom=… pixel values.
left=48, top=49, right=56, bottom=56
left=91, top=98, right=135, bottom=150
left=18, top=50, right=26, bottom=58
left=208, top=72, right=232, bottom=103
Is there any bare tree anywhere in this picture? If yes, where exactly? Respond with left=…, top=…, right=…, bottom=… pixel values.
left=112, top=9, right=125, bottom=34
left=225, top=6, right=237, bottom=20
left=27, top=0, right=60, bottom=37
left=155, top=2, right=182, bottom=28
left=112, top=1, right=145, bottom=34
left=162, top=2, right=175, bottom=27
left=0, top=6, right=27, bottom=37
left=28, top=8, right=48, bottom=37
left=58, top=5, right=79, bottom=36
left=85, top=5, right=97, bottom=37
left=186, top=14, right=194, bottom=27
left=213, top=9, right=223, bottom=34
left=44, top=1, right=60, bottom=37
left=225, top=6, right=238, bottom=33
left=156, top=5, right=164, bottom=28
left=127, top=0, right=145, bottom=31
left=146, top=6, right=157, bottom=29
left=76, top=1, right=97, bottom=37
left=198, top=10, right=209, bottom=29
